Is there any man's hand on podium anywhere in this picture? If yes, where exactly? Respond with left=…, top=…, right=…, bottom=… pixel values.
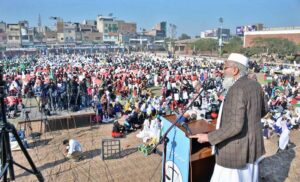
left=189, top=133, right=209, bottom=144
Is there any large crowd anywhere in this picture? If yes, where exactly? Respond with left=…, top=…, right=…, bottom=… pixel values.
left=1, top=52, right=300, bottom=150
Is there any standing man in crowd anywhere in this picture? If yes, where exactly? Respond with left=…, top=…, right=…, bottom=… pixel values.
left=190, top=53, right=268, bottom=182
left=63, top=139, right=83, bottom=162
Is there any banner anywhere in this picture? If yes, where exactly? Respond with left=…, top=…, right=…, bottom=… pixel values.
left=236, top=25, right=257, bottom=36
left=160, top=116, right=190, bottom=182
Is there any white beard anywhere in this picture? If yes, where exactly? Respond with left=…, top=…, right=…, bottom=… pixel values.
left=222, top=76, right=235, bottom=90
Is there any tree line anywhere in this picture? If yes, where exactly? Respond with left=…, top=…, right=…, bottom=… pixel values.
left=187, top=36, right=300, bottom=63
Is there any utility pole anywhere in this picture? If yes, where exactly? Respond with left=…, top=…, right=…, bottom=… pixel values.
left=37, top=14, right=43, bottom=46
left=38, top=14, right=42, bottom=30
left=169, top=23, right=177, bottom=55
left=219, top=17, right=223, bottom=57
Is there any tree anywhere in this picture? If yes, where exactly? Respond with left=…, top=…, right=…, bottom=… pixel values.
left=178, top=33, right=191, bottom=40
left=223, top=36, right=243, bottom=53
left=241, top=46, right=264, bottom=57
left=295, top=56, right=300, bottom=64
left=250, top=38, right=297, bottom=58
left=189, top=38, right=218, bottom=55
left=297, top=44, right=300, bottom=52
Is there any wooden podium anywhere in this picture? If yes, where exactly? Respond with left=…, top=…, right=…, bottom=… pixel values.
left=160, top=114, right=215, bottom=182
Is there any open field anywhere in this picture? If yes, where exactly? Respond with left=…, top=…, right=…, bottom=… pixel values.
left=5, top=72, right=300, bottom=182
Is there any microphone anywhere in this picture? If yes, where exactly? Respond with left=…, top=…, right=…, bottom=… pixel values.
left=176, top=113, right=193, bottom=135
left=181, top=122, right=193, bottom=135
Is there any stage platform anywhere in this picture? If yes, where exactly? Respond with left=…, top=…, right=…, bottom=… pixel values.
left=14, top=109, right=96, bottom=134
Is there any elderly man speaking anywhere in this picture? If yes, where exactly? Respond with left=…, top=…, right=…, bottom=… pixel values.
left=190, top=53, right=268, bottom=182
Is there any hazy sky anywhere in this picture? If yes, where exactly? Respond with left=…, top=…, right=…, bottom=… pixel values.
left=1, top=0, right=300, bottom=37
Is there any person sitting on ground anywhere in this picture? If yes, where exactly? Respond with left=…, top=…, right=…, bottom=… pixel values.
left=63, top=139, right=83, bottom=161
left=107, top=103, right=116, bottom=118
left=127, top=107, right=142, bottom=130
left=113, top=101, right=123, bottom=117
left=112, top=120, right=124, bottom=138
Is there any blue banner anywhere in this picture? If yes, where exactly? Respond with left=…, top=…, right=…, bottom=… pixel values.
left=160, top=116, right=190, bottom=182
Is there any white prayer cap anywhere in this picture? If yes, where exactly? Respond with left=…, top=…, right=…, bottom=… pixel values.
left=79, top=75, right=85, bottom=81
left=227, top=53, right=249, bottom=67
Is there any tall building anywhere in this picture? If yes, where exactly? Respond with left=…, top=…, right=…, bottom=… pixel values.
left=155, top=21, right=167, bottom=38
left=96, top=16, right=118, bottom=44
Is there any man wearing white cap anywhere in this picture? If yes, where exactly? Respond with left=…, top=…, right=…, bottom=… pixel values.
left=190, top=53, right=268, bottom=182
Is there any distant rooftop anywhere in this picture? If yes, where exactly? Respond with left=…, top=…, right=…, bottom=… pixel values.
left=97, top=16, right=114, bottom=21
left=263, top=26, right=300, bottom=31
left=245, top=27, right=300, bottom=35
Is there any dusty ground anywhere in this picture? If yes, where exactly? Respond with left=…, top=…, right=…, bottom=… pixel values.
left=6, top=114, right=300, bottom=182
left=4, top=73, right=300, bottom=182
left=11, top=122, right=162, bottom=182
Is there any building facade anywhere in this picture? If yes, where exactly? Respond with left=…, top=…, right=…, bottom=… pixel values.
left=174, top=38, right=201, bottom=54
left=55, top=22, right=80, bottom=44
left=200, top=28, right=230, bottom=41
left=244, top=28, right=300, bottom=47
left=97, top=16, right=118, bottom=44
left=82, top=20, right=97, bottom=27
left=21, top=27, right=34, bottom=47
left=39, top=26, right=57, bottom=44
left=154, top=21, right=167, bottom=39
left=144, top=21, right=167, bottom=40
left=79, top=24, right=97, bottom=32
left=1, top=18, right=166, bottom=48
left=6, top=23, right=21, bottom=48
left=117, top=20, right=136, bottom=35
left=0, top=22, right=7, bottom=47
left=63, top=23, right=77, bottom=43
left=81, top=31, right=103, bottom=43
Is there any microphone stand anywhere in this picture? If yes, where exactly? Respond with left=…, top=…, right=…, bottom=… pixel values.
left=150, top=86, right=207, bottom=182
